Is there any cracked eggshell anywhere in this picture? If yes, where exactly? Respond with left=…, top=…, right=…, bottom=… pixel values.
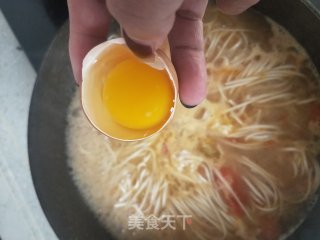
left=81, top=38, right=178, bottom=141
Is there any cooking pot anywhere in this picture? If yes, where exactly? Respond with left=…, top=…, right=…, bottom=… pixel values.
left=28, top=1, right=320, bottom=239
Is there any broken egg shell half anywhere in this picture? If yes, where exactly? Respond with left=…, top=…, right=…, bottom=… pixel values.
left=81, top=38, right=178, bottom=141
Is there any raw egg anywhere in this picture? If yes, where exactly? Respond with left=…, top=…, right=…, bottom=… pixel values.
left=81, top=38, right=177, bottom=141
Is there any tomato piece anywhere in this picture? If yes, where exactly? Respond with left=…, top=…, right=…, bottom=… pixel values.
left=162, top=143, right=169, bottom=155
left=216, top=166, right=250, bottom=217
left=226, top=138, right=243, bottom=144
left=309, top=102, right=320, bottom=121
left=259, top=217, right=281, bottom=240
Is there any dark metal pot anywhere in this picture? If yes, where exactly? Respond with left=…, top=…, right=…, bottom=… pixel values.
left=28, top=0, right=320, bottom=239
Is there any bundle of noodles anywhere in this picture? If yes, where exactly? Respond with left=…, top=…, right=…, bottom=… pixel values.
left=67, top=6, right=320, bottom=240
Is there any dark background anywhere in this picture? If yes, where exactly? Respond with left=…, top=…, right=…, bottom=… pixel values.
left=0, top=0, right=68, bottom=70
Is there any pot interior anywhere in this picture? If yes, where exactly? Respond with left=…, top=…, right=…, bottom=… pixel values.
left=28, top=1, right=320, bottom=240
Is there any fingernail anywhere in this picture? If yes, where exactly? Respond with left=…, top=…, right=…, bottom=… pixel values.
left=123, top=30, right=153, bottom=58
left=181, top=101, right=197, bottom=109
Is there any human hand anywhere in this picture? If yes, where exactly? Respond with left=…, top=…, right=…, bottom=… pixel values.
left=68, top=0, right=259, bottom=107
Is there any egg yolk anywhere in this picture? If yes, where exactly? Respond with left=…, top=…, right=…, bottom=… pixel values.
left=102, top=58, right=174, bottom=130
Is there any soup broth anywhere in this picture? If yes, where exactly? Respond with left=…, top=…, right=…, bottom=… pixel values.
left=67, top=6, right=320, bottom=240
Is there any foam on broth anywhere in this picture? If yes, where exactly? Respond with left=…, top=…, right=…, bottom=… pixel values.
left=67, top=6, right=320, bottom=240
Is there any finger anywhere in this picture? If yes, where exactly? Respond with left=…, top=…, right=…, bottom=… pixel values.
left=216, top=0, right=260, bottom=15
left=169, top=0, right=208, bottom=107
left=106, top=0, right=183, bottom=54
left=68, top=0, right=111, bottom=84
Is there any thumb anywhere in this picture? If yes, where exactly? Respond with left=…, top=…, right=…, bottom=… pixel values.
left=106, top=0, right=183, bottom=55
